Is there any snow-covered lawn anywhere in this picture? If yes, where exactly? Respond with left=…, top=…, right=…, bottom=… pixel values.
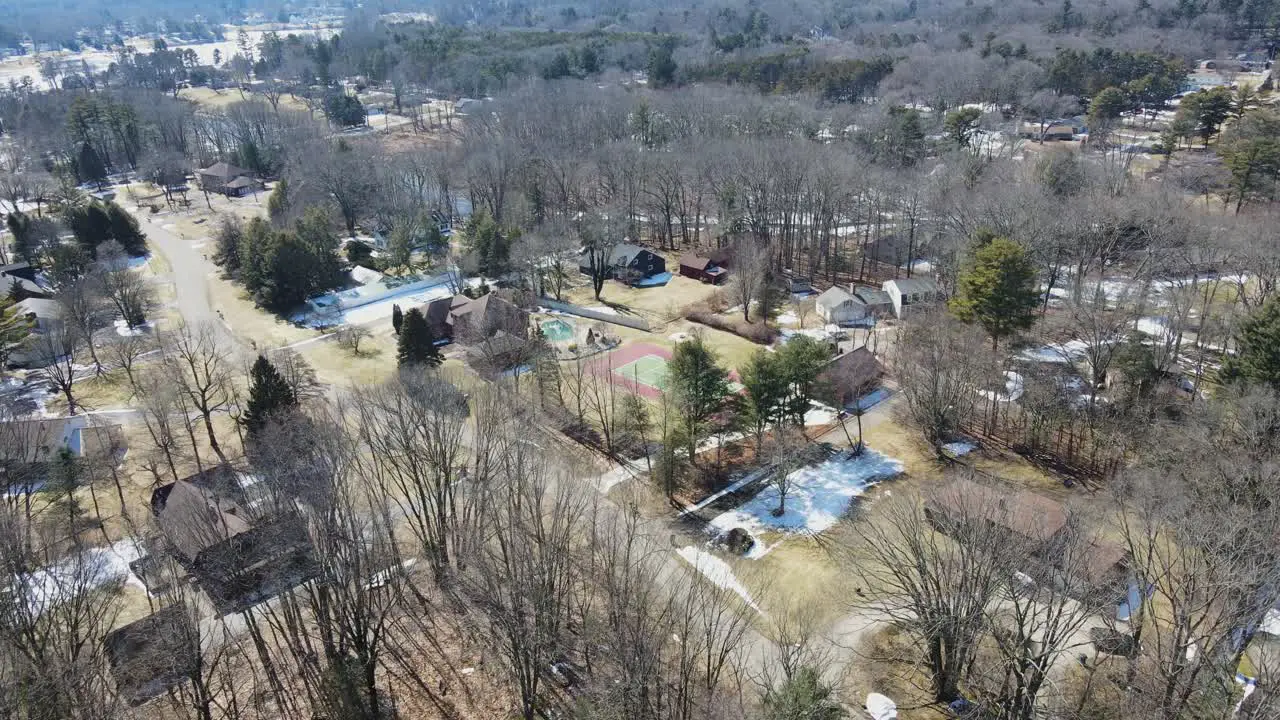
left=676, top=546, right=761, bottom=612
left=707, top=449, right=903, bottom=558
left=15, top=538, right=146, bottom=613
left=1136, top=316, right=1174, bottom=342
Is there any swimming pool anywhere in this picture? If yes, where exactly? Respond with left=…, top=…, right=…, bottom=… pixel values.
left=541, top=318, right=575, bottom=342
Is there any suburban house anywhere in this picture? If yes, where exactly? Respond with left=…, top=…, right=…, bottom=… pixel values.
left=421, top=291, right=529, bottom=344
left=926, top=477, right=1129, bottom=592
left=882, top=277, right=943, bottom=318
left=927, top=477, right=1069, bottom=552
left=1021, top=123, right=1076, bottom=141
left=817, top=347, right=884, bottom=409
left=0, top=417, right=126, bottom=494
left=10, top=298, right=64, bottom=367
left=853, top=287, right=895, bottom=317
left=196, top=162, right=262, bottom=197
left=0, top=262, right=51, bottom=300
left=150, top=468, right=317, bottom=613
left=103, top=604, right=198, bottom=706
left=678, top=253, right=728, bottom=284
left=579, top=243, right=666, bottom=285
left=815, top=286, right=871, bottom=326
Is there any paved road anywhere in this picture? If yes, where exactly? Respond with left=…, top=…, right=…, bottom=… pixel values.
left=138, top=213, right=254, bottom=357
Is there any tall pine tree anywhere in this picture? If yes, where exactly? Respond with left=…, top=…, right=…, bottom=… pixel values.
left=243, top=354, right=298, bottom=438
left=950, top=234, right=1040, bottom=351
left=1222, top=297, right=1280, bottom=389
left=397, top=308, right=441, bottom=367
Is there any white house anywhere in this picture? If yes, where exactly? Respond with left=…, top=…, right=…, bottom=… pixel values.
left=815, top=286, right=871, bottom=325
left=882, top=277, right=943, bottom=318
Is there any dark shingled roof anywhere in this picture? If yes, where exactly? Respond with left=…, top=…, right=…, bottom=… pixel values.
left=104, top=604, right=199, bottom=706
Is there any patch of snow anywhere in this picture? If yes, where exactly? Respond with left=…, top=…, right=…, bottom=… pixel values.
left=1020, top=340, right=1089, bottom=364
left=585, top=305, right=618, bottom=316
left=942, top=441, right=977, bottom=457
left=1136, top=316, right=1174, bottom=342
left=681, top=466, right=771, bottom=517
left=113, top=319, right=154, bottom=337
left=803, top=403, right=839, bottom=427
left=978, top=371, right=1025, bottom=402
left=779, top=327, right=832, bottom=343
left=668, top=332, right=692, bottom=343
left=16, top=538, right=146, bottom=613
left=707, top=449, right=903, bottom=555
left=775, top=311, right=800, bottom=326
left=910, top=259, right=933, bottom=274
left=866, top=693, right=898, bottom=720
left=676, top=546, right=761, bottom=612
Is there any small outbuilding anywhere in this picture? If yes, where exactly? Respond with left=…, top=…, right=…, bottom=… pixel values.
left=678, top=253, right=728, bottom=284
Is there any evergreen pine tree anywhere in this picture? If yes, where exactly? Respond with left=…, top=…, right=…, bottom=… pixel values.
left=950, top=234, right=1040, bottom=351
left=105, top=201, right=147, bottom=256
left=77, top=142, right=107, bottom=187
left=0, top=294, right=33, bottom=367
left=761, top=667, right=845, bottom=720
left=267, top=178, right=290, bottom=225
left=1222, top=297, right=1280, bottom=389
left=397, top=308, right=441, bottom=367
left=391, top=304, right=404, bottom=335
left=243, top=354, right=298, bottom=438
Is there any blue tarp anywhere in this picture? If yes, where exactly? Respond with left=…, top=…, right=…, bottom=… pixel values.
left=632, top=272, right=673, bottom=288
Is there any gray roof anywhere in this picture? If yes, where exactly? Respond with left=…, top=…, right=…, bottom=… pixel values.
left=816, top=286, right=863, bottom=310
left=580, top=242, right=650, bottom=268
left=224, top=176, right=260, bottom=189
left=854, top=287, right=893, bottom=305
left=16, top=297, right=61, bottom=319
left=884, top=277, right=941, bottom=296
left=198, top=161, right=249, bottom=181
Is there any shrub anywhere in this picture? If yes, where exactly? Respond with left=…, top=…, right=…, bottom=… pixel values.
left=686, top=310, right=779, bottom=344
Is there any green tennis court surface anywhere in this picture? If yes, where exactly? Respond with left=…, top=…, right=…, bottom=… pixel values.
left=615, top=354, right=669, bottom=390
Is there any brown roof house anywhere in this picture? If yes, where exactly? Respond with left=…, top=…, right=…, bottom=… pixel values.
left=196, top=161, right=262, bottom=197
left=926, top=477, right=1129, bottom=595
left=818, top=348, right=884, bottom=410
left=927, top=477, right=1069, bottom=549
left=104, top=604, right=199, bottom=706
left=421, top=291, right=530, bottom=344
left=678, top=253, right=728, bottom=284
left=150, top=467, right=317, bottom=613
